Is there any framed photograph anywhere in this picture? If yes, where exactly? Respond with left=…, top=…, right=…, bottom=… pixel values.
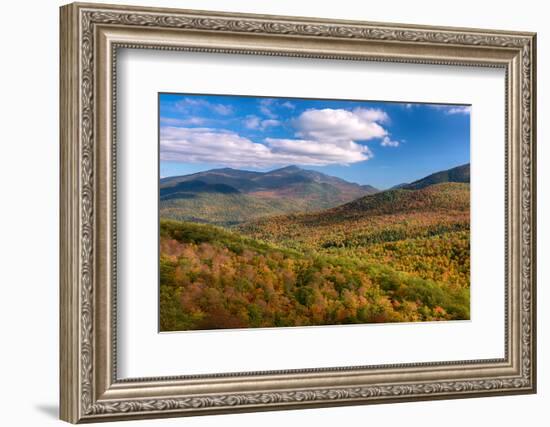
left=60, top=2, right=537, bottom=423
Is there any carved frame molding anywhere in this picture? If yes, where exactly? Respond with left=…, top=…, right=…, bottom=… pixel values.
left=60, top=2, right=536, bottom=423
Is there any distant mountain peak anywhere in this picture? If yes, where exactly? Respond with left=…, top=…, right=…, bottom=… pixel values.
left=159, top=165, right=379, bottom=225
left=213, top=167, right=237, bottom=172
left=271, top=165, right=302, bottom=173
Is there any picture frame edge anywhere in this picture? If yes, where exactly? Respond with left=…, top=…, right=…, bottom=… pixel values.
left=59, top=2, right=537, bottom=423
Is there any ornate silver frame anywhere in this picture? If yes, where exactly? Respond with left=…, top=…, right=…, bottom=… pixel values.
left=60, top=2, right=537, bottom=423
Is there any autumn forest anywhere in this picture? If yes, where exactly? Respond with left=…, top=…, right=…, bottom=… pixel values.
left=159, top=163, right=471, bottom=331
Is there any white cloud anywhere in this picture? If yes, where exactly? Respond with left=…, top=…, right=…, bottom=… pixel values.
left=380, top=136, right=400, bottom=147
left=161, top=127, right=271, bottom=167
left=266, top=138, right=372, bottom=164
left=173, top=97, right=234, bottom=116
left=174, top=98, right=207, bottom=109
left=160, top=127, right=371, bottom=168
left=160, top=106, right=400, bottom=168
left=281, top=101, right=296, bottom=109
left=352, top=107, right=389, bottom=123
left=212, top=104, right=233, bottom=116
left=244, top=116, right=261, bottom=129
left=429, top=104, right=471, bottom=115
left=261, top=119, right=281, bottom=128
left=294, top=108, right=387, bottom=142
left=160, top=116, right=206, bottom=126
left=244, top=116, right=281, bottom=130
left=446, top=106, right=471, bottom=115
left=258, top=99, right=278, bottom=119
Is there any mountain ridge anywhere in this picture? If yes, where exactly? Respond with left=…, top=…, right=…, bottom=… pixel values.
left=400, top=163, right=470, bottom=190
left=159, top=163, right=470, bottom=226
left=238, top=182, right=470, bottom=252
left=160, top=165, right=380, bottom=225
left=161, top=165, right=378, bottom=192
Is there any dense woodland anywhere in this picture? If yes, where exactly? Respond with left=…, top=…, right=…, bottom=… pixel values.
left=159, top=174, right=471, bottom=331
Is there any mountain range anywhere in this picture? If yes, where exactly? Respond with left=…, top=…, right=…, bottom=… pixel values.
left=160, top=163, right=470, bottom=226
left=159, top=163, right=471, bottom=331
left=160, top=165, right=378, bottom=225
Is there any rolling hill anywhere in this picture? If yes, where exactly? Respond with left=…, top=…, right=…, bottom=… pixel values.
left=239, top=182, right=470, bottom=249
left=160, top=166, right=379, bottom=226
left=399, top=163, right=470, bottom=190
left=236, top=180, right=470, bottom=303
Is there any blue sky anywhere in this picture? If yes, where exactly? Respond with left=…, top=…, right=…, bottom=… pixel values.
left=159, top=93, right=470, bottom=189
